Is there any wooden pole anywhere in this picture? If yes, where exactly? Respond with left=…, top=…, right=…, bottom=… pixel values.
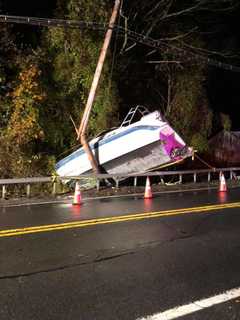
left=77, top=0, right=121, bottom=174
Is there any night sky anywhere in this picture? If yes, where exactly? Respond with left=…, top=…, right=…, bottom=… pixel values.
left=1, top=0, right=56, bottom=16
left=2, top=0, right=240, bottom=130
left=205, top=6, right=240, bottom=131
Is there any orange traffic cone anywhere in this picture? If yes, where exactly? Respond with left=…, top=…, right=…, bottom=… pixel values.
left=219, top=172, right=227, bottom=192
left=73, top=181, right=82, bottom=205
left=144, top=177, right=153, bottom=199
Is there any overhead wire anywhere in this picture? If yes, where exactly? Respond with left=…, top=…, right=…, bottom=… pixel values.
left=0, top=14, right=240, bottom=72
left=0, top=14, right=108, bottom=31
left=116, top=25, right=240, bottom=72
left=109, top=0, right=123, bottom=82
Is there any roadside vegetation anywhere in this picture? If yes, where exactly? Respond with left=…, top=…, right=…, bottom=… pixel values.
left=0, top=0, right=238, bottom=177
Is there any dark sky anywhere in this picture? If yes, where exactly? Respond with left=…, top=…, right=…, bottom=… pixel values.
left=203, top=4, right=240, bottom=131
left=1, top=0, right=56, bottom=17
left=206, top=8, right=240, bottom=131
left=1, top=0, right=57, bottom=48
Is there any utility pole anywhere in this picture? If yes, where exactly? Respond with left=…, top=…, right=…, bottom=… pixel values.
left=77, top=0, right=121, bottom=174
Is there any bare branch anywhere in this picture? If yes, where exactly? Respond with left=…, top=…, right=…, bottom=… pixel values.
left=159, top=0, right=175, bottom=20
left=199, top=2, right=240, bottom=13
left=144, top=17, right=161, bottom=37
left=145, top=49, right=157, bottom=56
left=70, top=115, right=78, bottom=135
left=159, top=27, right=198, bottom=42
left=146, top=60, right=181, bottom=64
left=159, top=0, right=239, bottom=21
left=124, top=42, right=137, bottom=52
left=181, top=42, right=238, bottom=58
left=145, top=0, right=171, bottom=19
left=162, top=2, right=203, bottom=20
left=120, top=14, right=129, bottom=53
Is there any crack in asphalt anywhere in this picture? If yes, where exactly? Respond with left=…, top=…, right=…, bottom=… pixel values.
left=0, top=216, right=216, bottom=281
left=0, top=251, right=136, bottom=280
left=161, top=213, right=215, bottom=239
left=0, top=240, right=189, bottom=281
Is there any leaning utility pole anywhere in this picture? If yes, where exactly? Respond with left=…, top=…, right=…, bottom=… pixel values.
left=77, top=0, right=121, bottom=174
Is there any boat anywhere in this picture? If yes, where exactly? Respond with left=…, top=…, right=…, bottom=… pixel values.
left=55, top=106, right=193, bottom=178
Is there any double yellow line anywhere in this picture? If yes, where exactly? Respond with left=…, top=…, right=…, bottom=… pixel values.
left=1, top=202, right=240, bottom=238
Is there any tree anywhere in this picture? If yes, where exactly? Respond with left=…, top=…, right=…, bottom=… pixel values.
left=0, top=23, right=18, bottom=128
left=115, top=0, right=239, bottom=149
left=42, top=0, right=119, bottom=155
left=6, top=63, right=45, bottom=147
left=168, top=65, right=213, bottom=151
left=1, top=56, right=53, bottom=177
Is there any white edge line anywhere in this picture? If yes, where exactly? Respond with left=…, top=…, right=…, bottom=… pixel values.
left=137, top=287, right=240, bottom=320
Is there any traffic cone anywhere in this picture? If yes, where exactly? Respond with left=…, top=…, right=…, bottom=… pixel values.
left=219, top=172, right=227, bottom=192
left=144, top=177, right=153, bottom=199
left=72, top=181, right=82, bottom=205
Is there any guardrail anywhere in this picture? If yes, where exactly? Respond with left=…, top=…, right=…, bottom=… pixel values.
left=1, top=167, right=240, bottom=199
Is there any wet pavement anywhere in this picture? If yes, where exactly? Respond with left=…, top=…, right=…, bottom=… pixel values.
left=0, top=188, right=240, bottom=319
left=0, top=187, right=238, bottom=230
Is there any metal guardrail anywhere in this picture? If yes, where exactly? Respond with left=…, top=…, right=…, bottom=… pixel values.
left=1, top=167, right=240, bottom=199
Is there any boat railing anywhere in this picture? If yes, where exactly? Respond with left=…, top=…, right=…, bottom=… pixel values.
left=120, top=105, right=150, bottom=127
left=0, top=167, right=240, bottom=199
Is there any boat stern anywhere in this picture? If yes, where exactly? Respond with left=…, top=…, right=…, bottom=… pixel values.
left=160, top=126, right=193, bottom=161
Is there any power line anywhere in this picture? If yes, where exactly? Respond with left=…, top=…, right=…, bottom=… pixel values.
left=116, top=26, right=240, bottom=72
left=0, top=14, right=108, bottom=31
left=0, top=14, right=240, bottom=72
left=157, top=40, right=240, bottom=72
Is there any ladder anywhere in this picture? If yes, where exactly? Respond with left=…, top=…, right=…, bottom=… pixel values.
left=120, top=105, right=149, bottom=127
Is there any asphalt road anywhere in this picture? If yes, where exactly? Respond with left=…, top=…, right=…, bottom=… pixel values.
left=0, top=187, right=240, bottom=320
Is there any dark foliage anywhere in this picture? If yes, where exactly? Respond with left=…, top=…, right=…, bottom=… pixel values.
left=0, top=0, right=240, bottom=176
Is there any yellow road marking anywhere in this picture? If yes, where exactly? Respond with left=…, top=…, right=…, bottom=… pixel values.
left=1, top=202, right=240, bottom=238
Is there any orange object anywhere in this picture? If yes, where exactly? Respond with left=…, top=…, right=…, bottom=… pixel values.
left=219, top=172, right=227, bottom=192
left=144, top=177, right=153, bottom=199
left=73, top=181, right=82, bottom=205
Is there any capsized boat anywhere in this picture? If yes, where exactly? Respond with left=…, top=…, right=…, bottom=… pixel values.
left=56, top=106, right=193, bottom=177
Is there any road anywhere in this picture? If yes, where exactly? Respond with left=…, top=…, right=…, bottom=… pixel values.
left=0, top=187, right=240, bottom=320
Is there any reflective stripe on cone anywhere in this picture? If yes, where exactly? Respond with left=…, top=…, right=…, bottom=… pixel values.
left=144, top=177, right=153, bottom=199
left=73, top=181, right=82, bottom=205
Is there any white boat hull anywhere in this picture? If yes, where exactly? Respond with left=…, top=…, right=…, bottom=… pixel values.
left=56, top=110, right=193, bottom=177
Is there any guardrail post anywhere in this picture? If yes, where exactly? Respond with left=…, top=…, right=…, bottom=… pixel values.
left=179, top=174, right=182, bottom=184
left=2, top=185, right=6, bottom=199
left=134, top=177, right=137, bottom=187
left=208, top=172, right=211, bottom=182
left=26, top=184, right=31, bottom=198
left=96, top=179, right=100, bottom=191
left=52, top=182, right=57, bottom=196
left=193, top=173, right=197, bottom=183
